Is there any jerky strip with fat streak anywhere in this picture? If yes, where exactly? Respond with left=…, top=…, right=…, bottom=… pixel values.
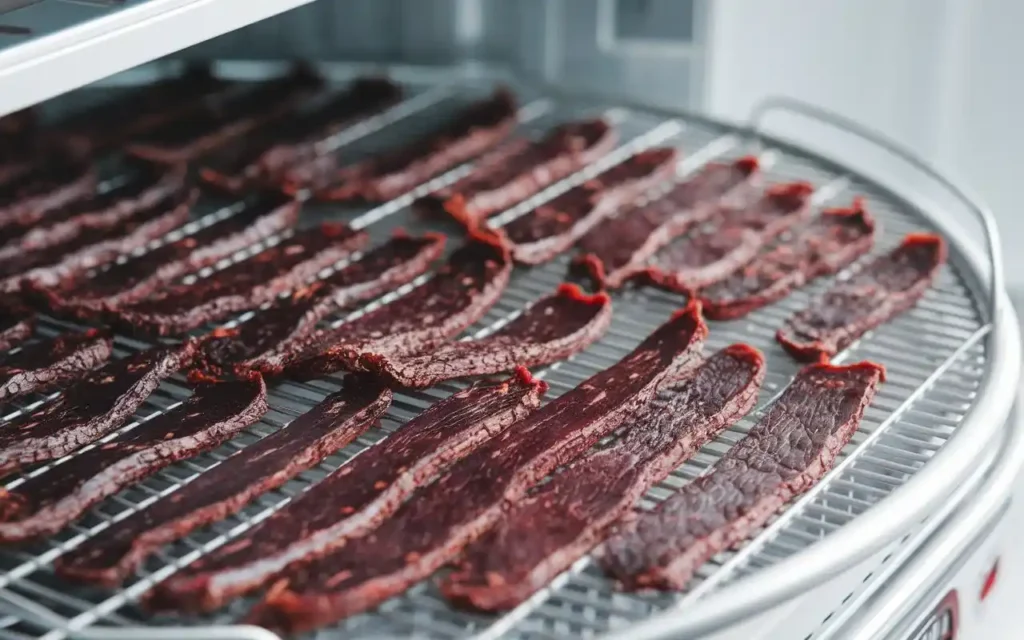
left=701, top=200, right=877, bottom=320
left=359, top=283, right=611, bottom=388
left=0, top=329, right=113, bottom=403
left=0, top=373, right=267, bottom=542
left=148, top=369, right=547, bottom=612
left=443, top=344, right=765, bottom=610
left=243, top=304, right=707, bottom=632
left=56, top=378, right=392, bottom=587
left=0, top=300, right=34, bottom=351
left=600, top=360, right=885, bottom=590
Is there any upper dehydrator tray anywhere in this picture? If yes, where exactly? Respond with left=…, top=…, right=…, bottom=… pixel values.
left=0, top=62, right=1016, bottom=640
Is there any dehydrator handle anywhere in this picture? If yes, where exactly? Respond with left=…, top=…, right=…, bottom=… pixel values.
left=747, top=96, right=1004, bottom=320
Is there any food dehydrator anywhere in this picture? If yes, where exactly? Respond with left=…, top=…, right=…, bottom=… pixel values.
left=0, top=1, right=1019, bottom=639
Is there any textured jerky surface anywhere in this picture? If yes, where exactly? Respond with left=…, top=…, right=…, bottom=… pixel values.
left=0, top=341, right=198, bottom=477
left=0, top=375, right=267, bottom=542
left=56, top=379, right=392, bottom=587
left=702, top=204, right=877, bottom=320
left=148, top=370, right=546, bottom=612
left=244, top=305, right=707, bottom=633
left=0, top=163, right=95, bottom=234
left=0, top=301, right=35, bottom=351
left=361, top=283, right=611, bottom=388
left=502, top=148, right=678, bottom=265
left=0, top=329, right=113, bottom=403
left=443, top=345, right=765, bottom=610
left=777, top=233, right=947, bottom=361
left=203, top=233, right=445, bottom=372
left=600, top=361, right=884, bottom=590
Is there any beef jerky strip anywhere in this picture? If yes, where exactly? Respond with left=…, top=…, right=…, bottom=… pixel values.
left=203, top=231, right=445, bottom=373
left=777, top=233, right=947, bottom=362
left=243, top=303, right=706, bottom=632
left=432, top=118, right=618, bottom=227
left=0, top=162, right=95, bottom=232
left=148, top=369, right=546, bottom=612
left=574, top=156, right=761, bottom=289
left=0, top=341, right=199, bottom=477
left=112, top=221, right=368, bottom=337
left=443, top=344, right=765, bottom=610
left=288, top=88, right=518, bottom=201
left=200, top=78, right=402, bottom=193
left=0, top=329, right=112, bottom=403
left=56, top=378, right=391, bottom=587
left=501, top=147, right=678, bottom=265
left=600, top=360, right=885, bottom=590
left=0, top=373, right=267, bottom=543
left=359, top=283, right=611, bottom=389
left=702, top=200, right=877, bottom=321
left=255, top=231, right=511, bottom=379
left=0, top=300, right=34, bottom=351
left=643, top=182, right=815, bottom=292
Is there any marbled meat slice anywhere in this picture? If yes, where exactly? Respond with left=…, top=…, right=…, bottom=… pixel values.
left=56, top=378, right=391, bottom=587
left=359, top=283, right=611, bottom=388
left=0, top=341, right=199, bottom=477
left=0, top=162, right=95, bottom=233
left=433, top=118, right=617, bottom=227
left=243, top=303, right=707, bottom=632
left=443, top=344, right=765, bottom=610
left=0, top=329, right=113, bottom=403
left=112, top=221, right=368, bottom=337
left=575, top=156, right=760, bottom=288
left=147, top=369, right=546, bottom=612
left=202, top=231, right=445, bottom=373
left=702, top=200, right=877, bottom=320
left=600, top=360, right=885, bottom=590
left=777, top=233, right=946, bottom=361
left=501, top=148, right=678, bottom=265
left=0, top=300, right=34, bottom=351
left=0, top=373, right=267, bottom=542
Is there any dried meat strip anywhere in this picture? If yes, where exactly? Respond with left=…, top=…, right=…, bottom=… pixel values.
left=432, top=119, right=617, bottom=227
left=112, top=221, right=367, bottom=337
left=147, top=369, right=546, bottom=612
left=56, top=378, right=391, bottom=587
left=702, top=200, right=877, bottom=320
left=359, top=283, right=611, bottom=388
left=500, top=148, right=678, bottom=265
left=600, top=360, right=885, bottom=590
left=777, top=233, right=947, bottom=361
left=0, top=301, right=34, bottom=351
left=443, top=344, right=765, bottom=610
left=0, top=162, right=95, bottom=233
left=574, top=157, right=760, bottom=289
left=0, top=373, right=267, bottom=543
left=0, top=341, right=199, bottom=478
left=203, top=231, right=446, bottom=373
left=0, top=329, right=113, bottom=403
left=243, top=303, right=707, bottom=632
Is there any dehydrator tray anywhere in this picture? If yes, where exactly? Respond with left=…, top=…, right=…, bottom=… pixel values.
left=0, top=61, right=1017, bottom=640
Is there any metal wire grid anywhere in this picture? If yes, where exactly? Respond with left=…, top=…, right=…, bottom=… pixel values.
left=0, top=68, right=989, bottom=640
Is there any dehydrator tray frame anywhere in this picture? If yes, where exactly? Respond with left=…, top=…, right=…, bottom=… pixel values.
left=0, top=61, right=1016, bottom=640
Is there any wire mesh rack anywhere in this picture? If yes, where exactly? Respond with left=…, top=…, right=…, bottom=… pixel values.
left=0, top=62, right=1012, bottom=640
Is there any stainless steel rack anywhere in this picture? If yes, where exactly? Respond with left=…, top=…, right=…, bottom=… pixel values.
left=0, top=63, right=1016, bottom=640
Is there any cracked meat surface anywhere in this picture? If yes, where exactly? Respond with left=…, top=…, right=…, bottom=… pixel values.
left=0, top=329, right=112, bottom=403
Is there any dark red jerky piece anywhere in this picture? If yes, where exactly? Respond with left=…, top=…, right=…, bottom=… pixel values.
left=443, top=344, right=765, bottom=610
left=243, top=304, right=707, bottom=632
left=575, top=157, right=760, bottom=289
left=644, top=181, right=815, bottom=292
left=501, top=147, right=679, bottom=265
left=202, top=232, right=446, bottom=373
left=359, top=283, right=612, bottom=388
left=0, top=300, right=34, bottom=352
left=0, top=162, right=95, bottom=234
left=148, top=369, right=546, bottom=612
left=702, top=201, right=877, bottom=320
left=433, top=119, right=618, bottom=227
left=111, top=221, right=367, bottom=337
left=290, top=89, right=518, bottom=201
left=777, top=233, right=946, bottom=362
left=255, top=232, right=511, bottom=379
left=600, top=360, right=885, bottom=591
left=0, top=329, right=113, bottom=403
left=56, top=378, right=391, bottom=588
left=0, top=374, right=267, bottom=543
left=0, top=341, right=199, bottom=477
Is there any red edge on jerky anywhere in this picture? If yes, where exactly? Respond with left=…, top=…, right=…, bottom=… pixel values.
left=575, top=254, right=608, bottom=290
left=900, top=232, right=948, bottom=263
left=554, top=282, right=610, bottom=307
left=670, top=298, right=702, bottom=322
left=818, top=359, right=888, bottom=382
left=733, top=155, right=760, bottom=175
